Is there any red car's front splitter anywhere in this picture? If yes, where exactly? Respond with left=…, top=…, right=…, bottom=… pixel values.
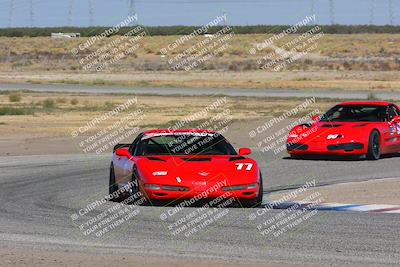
left=142, top=189, right=259, bottom=202
left=287, top=141, right=366, bottom=156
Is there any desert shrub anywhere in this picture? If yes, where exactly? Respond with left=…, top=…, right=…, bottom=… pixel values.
left=9, top=93, right=21, bottom=102
left=56, top=97, right=67, bottom=103
left=42, top=98, right=56, bottom=108
left=0, top=107, right=34, bottom=115
left=104, top=101, right=114, bottom=109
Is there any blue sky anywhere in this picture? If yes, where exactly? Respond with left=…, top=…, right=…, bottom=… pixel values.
left=0, top=0, right=398, bottom=27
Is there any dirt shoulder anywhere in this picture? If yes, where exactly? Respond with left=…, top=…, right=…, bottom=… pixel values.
left=0, top=248, right=331, bottom=267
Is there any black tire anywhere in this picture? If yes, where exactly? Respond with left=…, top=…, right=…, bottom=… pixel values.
left=366, top=130, right=381, bottom=160
left=240, top=173, right=264, bottom=208
left=130, top=165, right=140, bottom=196
left=125, top=165, right=149, bottom=206
left=256, top=173, right=264, bottom=204
left=290, top=154, right=302, bottom=160
left=109, top=163, right=119, bottom=200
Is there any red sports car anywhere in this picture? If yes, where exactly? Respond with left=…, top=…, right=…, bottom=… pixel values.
left=287, top=101, right=400, bottom=160
left=109, top=129, right=263, bottom=207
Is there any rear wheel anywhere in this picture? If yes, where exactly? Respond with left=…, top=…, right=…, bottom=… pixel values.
left=366, top=130, right=381, bottom=160
left=109, top=163, right=119, bottom=200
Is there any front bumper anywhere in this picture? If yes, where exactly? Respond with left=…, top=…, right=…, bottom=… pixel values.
left=287, top=141, right=365, bottom=155
left=141, top=184, right=259, bottom=201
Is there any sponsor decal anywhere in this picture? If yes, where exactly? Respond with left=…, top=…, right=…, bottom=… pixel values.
left=142, top=132, right=214, bottom=140
left=389, top=126, right=396, bottom=136
left=235, top=163, right=253, bottom=171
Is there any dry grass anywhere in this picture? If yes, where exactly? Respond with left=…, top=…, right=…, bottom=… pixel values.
left=2, top=34, right=400, bottom=59
left=0, top=34, right=399, bottom=73
left=0, top=91, right=336, bottom=138
left=1, top=34, right=400, bottom=90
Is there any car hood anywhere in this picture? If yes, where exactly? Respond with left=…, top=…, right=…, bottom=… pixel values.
left=291, top=122, right=375, bottom=142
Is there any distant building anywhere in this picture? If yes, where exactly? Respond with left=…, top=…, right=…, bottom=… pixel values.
left=51, top=32, right=81, bottom=38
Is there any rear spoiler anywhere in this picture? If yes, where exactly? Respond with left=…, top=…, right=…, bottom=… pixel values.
left=113, top=143, right=130, bottom=153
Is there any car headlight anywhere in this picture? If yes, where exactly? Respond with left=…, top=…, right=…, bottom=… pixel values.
left=246, top=183, right=258, bottom=189
left=327, top=134, right=344, bottom=140
left=144, top=184, right=161, bottom=190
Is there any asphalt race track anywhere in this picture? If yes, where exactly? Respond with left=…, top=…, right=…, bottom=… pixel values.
left=1, top=152, right=400, bottom=266
left=2, top=83, right=400, bottom=100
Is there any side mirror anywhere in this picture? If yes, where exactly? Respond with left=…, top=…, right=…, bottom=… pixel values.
left=311, top=115, right=320, bottom=122
left=238, top=148, right=252, bottom=156
left=391, top=115, right=400, bottom=123
left=115, top=148, right=131, bottom=158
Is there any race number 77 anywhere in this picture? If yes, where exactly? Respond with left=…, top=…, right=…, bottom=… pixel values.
left=235, top=163, right=253, bottom=171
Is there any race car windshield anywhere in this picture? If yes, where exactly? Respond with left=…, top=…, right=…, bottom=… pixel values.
left=320, top=105, right=387, bottom=122
left=136, top=133, right=237, bottom=156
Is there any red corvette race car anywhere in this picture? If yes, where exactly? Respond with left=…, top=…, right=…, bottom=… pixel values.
left=109, top=129, right=263, bottom=207
left=287, top=101, right=400, bottom=160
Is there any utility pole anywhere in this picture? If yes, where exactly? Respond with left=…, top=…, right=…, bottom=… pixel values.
left=89, top=0, right=94, bottom=26
left=310, top=0, right=315, bottom=24
left=129, top=0, right=135, bottom=16
left=30, top=0, right=34, bottom=27
left=329, top=0, right=335, bottom=25
left=68, top=0, right=74, bottom=26
left=311, top=0, right=315, bottom=15
left=129, top=0, right=137, bottom=25
left=8, top=0, right=14, bottom=28
left=223, top=11, right=227, bottom=26
left=369, top=0, right=375, bottom=25
left=388, top=0, right=394, bottom=25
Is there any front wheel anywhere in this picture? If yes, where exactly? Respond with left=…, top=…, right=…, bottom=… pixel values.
left=239, top=173, right=264, bottom=208
left=290, top=154, right=303, bottom=160
left=125, top=165, right=148, bottom=206
left=366, top=130, right=381, bottom=160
